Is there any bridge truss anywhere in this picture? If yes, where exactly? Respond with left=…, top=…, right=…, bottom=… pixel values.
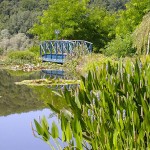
left=40, top=40, right=93, bottom=63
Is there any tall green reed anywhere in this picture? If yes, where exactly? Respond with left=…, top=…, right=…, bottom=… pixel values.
left=33, top=58, right=150, bottom=149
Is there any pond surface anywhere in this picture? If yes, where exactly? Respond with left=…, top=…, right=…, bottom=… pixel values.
left=0, top=109, right=54, bottom=150
left=0, top=69, right=73, bottom=150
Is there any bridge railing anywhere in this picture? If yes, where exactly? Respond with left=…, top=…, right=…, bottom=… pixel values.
left=40, top=40, right=93, bottom=63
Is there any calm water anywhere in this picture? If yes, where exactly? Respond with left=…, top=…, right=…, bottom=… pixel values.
left=0, top=109, right=56, bottom=150
left=0, top=69, right=70, bottom=150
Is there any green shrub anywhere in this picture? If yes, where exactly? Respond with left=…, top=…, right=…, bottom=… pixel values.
left=0, top=33, right=34, bottom=52
left=0, top=48, right=4, bottom=55
left=7, top=50, right=36, bottom=63
left=28, top=46, right=40, bottom=56
left=103, top=34, right=136, bottom=57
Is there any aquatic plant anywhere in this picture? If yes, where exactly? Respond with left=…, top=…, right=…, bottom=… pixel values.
left=33, top=57, right=150, bottom=149
left=15, top=79, right=80, bottom=86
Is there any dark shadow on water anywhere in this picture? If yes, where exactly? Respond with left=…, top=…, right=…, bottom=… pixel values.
left=0, top=69, right=45, bottom=116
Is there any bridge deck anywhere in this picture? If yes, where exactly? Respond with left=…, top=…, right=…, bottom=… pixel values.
left=42, top=54, right=67, bottom=63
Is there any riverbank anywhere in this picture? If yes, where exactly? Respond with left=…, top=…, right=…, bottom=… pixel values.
left=1, top=54, right=149, bottom=75
left=0, top=55, right=63, bottom=71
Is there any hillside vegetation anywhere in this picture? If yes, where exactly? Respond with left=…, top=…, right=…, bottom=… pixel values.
left=0, top=0, right=130, bottom=55
left=0, top=0, right=49, bottom=34
left=0, top=0, right=149, bottom=63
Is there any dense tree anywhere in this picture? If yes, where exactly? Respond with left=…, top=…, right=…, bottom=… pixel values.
left=0, top=0, right=129, bottom=39
left=0, top=0, right=149, bottom=55
left=116, top=0, right=150, bottom=36
left=0, top=32, right=34, bottom=53
left=102, top=0, right=150, bottom=57
left=90, top=0, right=129, bottom=11
left=0, top=0, right=49, bottom=35
left=30, top=0, right=116, bottom=51
left=7, top=11, right=42, bottom=34
left=106, top=0, right=129, bottom=11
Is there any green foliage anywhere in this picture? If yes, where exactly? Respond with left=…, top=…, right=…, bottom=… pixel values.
left=33, top=115, right=63, bottom=149
left=91, top=0, right=129, bottom=12
left=103, top=0, right=150, bottom=56
left=51, top=122, right=59, bottom=138
left=0, top=33, right=34, bottom=54
left=0, top=48, right=4, bottom=55
left=7, top=50, right=36, bottom=63
left=34, top=116, right=50, bottom=141
left=74, top=54, right=116, bottom=74
left=103, top=34, right=136, bottom=57
left=34, top=58, right=150, bottom=149
left=29, top=0, right=86, bottom=39
left=116, top=0, right=150, bottom=36
left=28, top=46, right=40, bottom=56
left=30, top=0, right=116, bottom=52
left=0, top=0, right=49, bottom=34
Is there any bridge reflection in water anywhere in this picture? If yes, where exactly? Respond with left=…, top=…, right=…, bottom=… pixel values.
left=40, top=69, right=79, bottom=91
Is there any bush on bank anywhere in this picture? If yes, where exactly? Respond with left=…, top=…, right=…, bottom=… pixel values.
left=7, top=50, right=37, bottom=64
left=103, top=34, right=136, bottom=57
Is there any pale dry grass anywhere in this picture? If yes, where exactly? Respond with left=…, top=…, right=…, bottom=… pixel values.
left=76, top=54, right=116, bottom=74
left=133, top=12, right=150, bottom=54
left=76, top=53, right=149, bottom=75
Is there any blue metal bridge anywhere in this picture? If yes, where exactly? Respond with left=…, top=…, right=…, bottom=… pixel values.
left=40, top=40, right=93, bottom=63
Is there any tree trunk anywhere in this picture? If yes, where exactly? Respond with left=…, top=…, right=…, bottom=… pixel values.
left=146, top=32, right=150, bottom=55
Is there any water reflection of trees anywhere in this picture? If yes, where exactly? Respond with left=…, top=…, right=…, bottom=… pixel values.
left=0, top=69, right=45, bottom=116
left=0, top=69, right=69, bottom=116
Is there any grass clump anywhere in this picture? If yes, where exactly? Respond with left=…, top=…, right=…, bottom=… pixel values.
left=7, top=50, right=37, bottom=64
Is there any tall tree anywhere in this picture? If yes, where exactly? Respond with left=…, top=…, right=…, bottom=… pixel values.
left=30, top=0, right=116, bottom=51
